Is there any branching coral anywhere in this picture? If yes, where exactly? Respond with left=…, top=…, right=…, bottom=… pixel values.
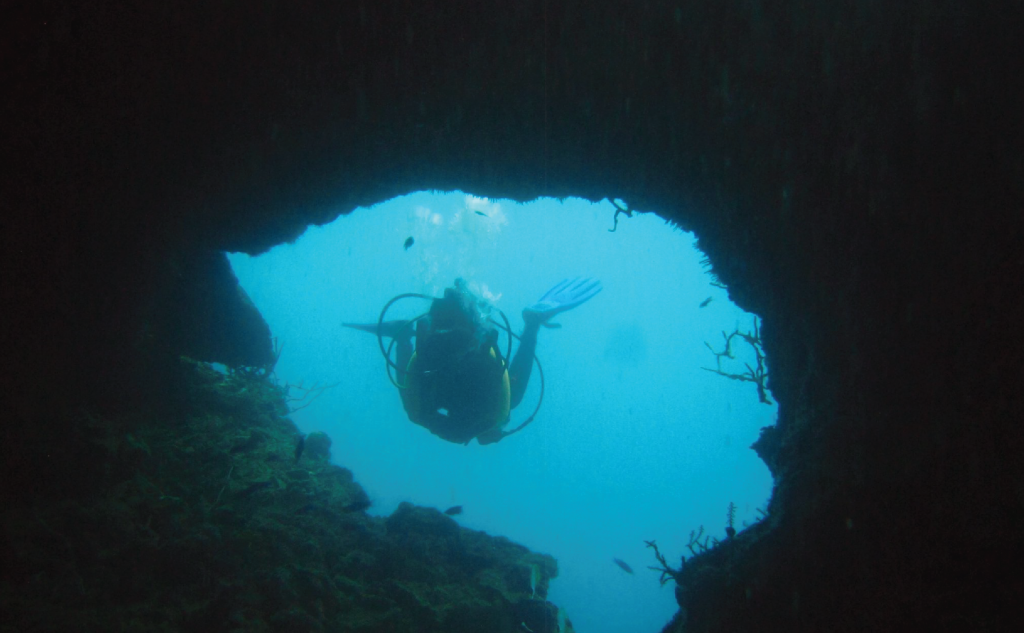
left=647, top=502, right=749, bottom=587
left=606, top=198, right=634, bottom=232
left=645, top=539, right=684, bottom=586
left=702, top=317, right=772, bottom=404
left=283, top=379, right=339, bottom=413
left=685, top=525, right=720, bottom=556
left=645, top=526, right=722, bottom=586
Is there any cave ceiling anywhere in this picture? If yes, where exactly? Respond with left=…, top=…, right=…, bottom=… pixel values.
left=4, top=1, right=1023, bottom=630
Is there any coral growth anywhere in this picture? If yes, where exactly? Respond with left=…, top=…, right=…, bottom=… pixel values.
left=702, top=317, right=772, bottom=404
left=649, top=502, right=775, bottom=632
left=0, top=359, right=570, bottom=632
left=645, top=539, right=685, bottom=586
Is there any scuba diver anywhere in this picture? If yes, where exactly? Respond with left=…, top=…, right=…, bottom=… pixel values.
left=344, top=277, right=601, bottom=445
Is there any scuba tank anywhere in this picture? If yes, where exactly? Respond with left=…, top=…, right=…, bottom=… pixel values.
left=374, top=280, right=544, bottom=440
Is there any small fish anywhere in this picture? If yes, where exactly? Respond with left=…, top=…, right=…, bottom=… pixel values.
left=474, top=211, right=488, bottom=217
left=294, top=435, right=305, bottom=463
left=699, top=296, right=713, bottom=308
left=444, top=505, right=463, bottom=516
left=612, top=558, right=634, bottom=574
left=404, top=236, right=414, bottom=250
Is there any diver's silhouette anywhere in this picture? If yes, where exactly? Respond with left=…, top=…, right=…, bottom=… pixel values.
left=345, top=278, right=601, bottom=444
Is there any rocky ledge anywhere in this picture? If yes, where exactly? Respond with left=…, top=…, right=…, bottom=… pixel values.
left=1, top=359, right=569, bottom=633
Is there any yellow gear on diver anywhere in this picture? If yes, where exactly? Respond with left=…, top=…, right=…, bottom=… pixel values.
left=401, top=347, right=511, bottom=442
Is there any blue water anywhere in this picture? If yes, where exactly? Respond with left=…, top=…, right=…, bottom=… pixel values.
left=228, top=192, right=775, bottom=633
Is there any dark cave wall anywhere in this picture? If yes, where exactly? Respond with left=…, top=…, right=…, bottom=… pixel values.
left=4, top=1, right=1023, bottom=630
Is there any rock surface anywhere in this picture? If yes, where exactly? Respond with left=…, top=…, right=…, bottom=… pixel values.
left=4, top=1, right=1022, bottom=630
left=1, top=360, right=568, bottom=632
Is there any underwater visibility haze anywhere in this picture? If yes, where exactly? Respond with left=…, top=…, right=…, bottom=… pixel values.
left=229, top=192, right=776, bottom=633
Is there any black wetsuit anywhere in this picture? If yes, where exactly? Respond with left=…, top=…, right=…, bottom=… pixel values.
left=393, top=287, right=540, bottom=444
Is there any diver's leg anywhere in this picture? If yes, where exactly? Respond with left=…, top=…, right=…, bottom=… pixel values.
left=343, top=320, right=414, bottom=383
left=395, top=330, right=413, bottom=385
left=508, top=320, right=541, bottom=409
left=342, top=320, right=411, bottom=338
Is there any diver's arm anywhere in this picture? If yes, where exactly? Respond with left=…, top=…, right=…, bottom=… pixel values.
left=509, top=319, right=541, bottom=409
left=509, top=277, right=601, bottom=409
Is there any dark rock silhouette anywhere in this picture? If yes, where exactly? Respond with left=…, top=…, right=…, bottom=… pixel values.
left=3, top=2, right=1022, bottom=630
left=1, top=360, right=565, bottom=631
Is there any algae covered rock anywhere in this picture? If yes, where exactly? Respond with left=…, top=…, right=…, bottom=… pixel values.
left=381, top=502, right=567, bottom=633
left=303, top=431, right=332, bottom=463
left=0, top=359, right=571, bottom=632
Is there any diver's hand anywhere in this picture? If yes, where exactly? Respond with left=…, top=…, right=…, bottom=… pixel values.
left=523, top=277, right=602, bottom=325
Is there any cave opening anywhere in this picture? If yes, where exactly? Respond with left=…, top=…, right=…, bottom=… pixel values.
left=227, top=191, right=777, bottom=633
